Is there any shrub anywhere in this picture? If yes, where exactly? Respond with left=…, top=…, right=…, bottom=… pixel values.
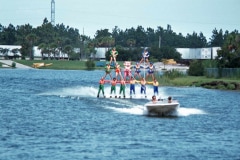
left=163, top=69, right=185, bottom=80
left=227, top=83, right=235, bottom=90
left=188, top=60, right=204, bottom=76
left=217, top=84, right=226, bottom=90
left=85, top=59, right=95, bottom=70
left=12, top=62, right=16, bottom=68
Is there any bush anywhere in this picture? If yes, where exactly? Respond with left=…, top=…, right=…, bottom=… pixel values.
left=227, top=83, right=235, bottom=90
left=12, top=62, right=16, bottom=68
left=163, top=69, right=185, bottom=80
left=217, top=84, right=226, bottom=90
left=85, top=59, right=95, bottom=70
left=188, top=60, right=204, bottom=76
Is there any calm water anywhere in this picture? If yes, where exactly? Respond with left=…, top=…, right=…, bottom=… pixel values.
left=0, top=69, right=240, bottom=160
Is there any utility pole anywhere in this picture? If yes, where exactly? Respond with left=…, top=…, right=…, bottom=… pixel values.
left=51, top=0, right=55, bottom=25
left=159, top=36, right=161, bottom=48
left=83, top=28, right=85, bottom=59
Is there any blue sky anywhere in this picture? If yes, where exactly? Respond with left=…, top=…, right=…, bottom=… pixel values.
left=0, top=0, right=239, bottom=40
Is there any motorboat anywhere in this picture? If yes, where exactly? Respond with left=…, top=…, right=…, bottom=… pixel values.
left=145, top=100, right=179, bottom=116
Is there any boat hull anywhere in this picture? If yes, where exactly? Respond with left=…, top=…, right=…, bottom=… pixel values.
left=145, top=101, right=179, bottom=116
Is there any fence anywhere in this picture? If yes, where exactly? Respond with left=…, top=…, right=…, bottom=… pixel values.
left=205, top=68, right=240, bottom=78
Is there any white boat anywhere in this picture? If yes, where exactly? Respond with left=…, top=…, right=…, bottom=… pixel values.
left=145, top=100, right=179, bottom=116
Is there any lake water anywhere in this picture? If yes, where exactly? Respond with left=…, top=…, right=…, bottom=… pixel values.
left=0, top=69, right=239, bottom=160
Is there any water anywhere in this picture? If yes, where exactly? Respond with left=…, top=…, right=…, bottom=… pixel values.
left=0, top=69, right=239, bottom=160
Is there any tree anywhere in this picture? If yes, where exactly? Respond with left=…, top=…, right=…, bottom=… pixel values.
left=209, top=28, right=224, bottom=47
left=26, top=33, right=37, bottom=60
left=216, top=32, right=240, bottom=68
left=38, top=43, right=49, bottom=59
left=188, top=60, right=204, bottom=76
left=2, top=24, right=17, bottom=45
left=63, top=45, right=73, bottom=60
left=185, top=32, right=207, bottom=48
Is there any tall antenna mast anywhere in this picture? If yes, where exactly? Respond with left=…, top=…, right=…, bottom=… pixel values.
left=51, top=0, right=55, bottom=25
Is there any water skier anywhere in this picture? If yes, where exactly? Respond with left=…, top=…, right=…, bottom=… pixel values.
left=119, top=78, right=126, bottom=98
left=133, top=62, right=142, bottom=79
left=109, top=47, right=118, bottom=65
left=97, top=77, right=105, bottom=98
left=149, top=78, right=159, bottom=95
left=114, top=63, right=123, bottom=80
left=110, top=77, right=117, bottom=98
left=140, top=77, right=147, bottom=96
left=140, top=48, right=149, bottom=65
left=123, top=61, right=132, bottom=81
left=129, top=76, right=136, bottom=97
left=103, top=63, right=112, bottom=79
left=146, top=62, right=155, bottom=81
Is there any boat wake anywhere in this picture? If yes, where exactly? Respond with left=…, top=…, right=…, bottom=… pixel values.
left=39, top=86, right=207, bottom=117
left=176, top=107, right=207, bottom=116
left=105, top=105, right=148, bottom=115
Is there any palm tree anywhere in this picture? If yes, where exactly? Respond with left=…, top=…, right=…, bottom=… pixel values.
left=26, top=33, right=37, bottom=60
left=38, top=43, right=48, bottom=59
left=63, top=45, right=73, bottom=60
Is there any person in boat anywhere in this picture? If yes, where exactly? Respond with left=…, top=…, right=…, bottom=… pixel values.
left=152, top=95, right=157, bottom=103
left=97, top=77, right=105, bottom=98
left=123, top=61, right=132, bottom=81
left=140, top=48, right=149, bottom=65
left=103, top=62, right=112, bottom=79
left=133, top=62, right=142, bottom=79
left=140, top=77, right=147, bottom=96
left=129, top=76, right=136, bottom=96
left=148, top=78, right=159, bottom=95
left=114, top=63, right=122, bottom=80
left=146, top=62, right=155, bottom=81
left=119, top=78, right=126, bottom=98
left=110, top=77, right=117, bottom=97
left=109, top=47, right=118, bottom=65
left=168, top=96, right=172, bottom=103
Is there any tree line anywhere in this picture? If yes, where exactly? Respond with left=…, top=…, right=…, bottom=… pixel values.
left=0, top=18, right=239, bottom=68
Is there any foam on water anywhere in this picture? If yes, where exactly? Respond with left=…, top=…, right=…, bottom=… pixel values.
left=106, top=105, right=148, bottom=115
left=39, top=86, right=207, bottom=117
left=176, top=107, right=207, bottom=116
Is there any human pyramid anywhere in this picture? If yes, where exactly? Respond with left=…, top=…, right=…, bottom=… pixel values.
left=97, top=47, right=159, bottom=98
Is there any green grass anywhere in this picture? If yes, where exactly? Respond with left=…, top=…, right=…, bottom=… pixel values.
left=15, top=60, right=125, bottom=70
left=165, top=76, right=239, bottom=86
left=15, top=60, right=88, bottom=70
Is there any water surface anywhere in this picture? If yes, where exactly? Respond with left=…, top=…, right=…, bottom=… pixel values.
left=0, top=69, right=239, bottom=159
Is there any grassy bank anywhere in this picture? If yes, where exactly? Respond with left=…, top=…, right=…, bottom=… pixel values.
left=15, top=60, right=88, bottom=70
left=14, top=60, right=125, bottom=70
left=158, top=76, right=239, bottom=86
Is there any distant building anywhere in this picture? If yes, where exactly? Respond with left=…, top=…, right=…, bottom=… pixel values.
left=0, top=45, right=221, bottom=60
left=0, top=45, right=21, bottom=59
left=176, top=47, right=221, bottom=60
left=90, top=47, right=109, bottom=60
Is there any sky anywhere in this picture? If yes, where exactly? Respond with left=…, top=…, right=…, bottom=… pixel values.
left=0, top=0, right=239, bottom=41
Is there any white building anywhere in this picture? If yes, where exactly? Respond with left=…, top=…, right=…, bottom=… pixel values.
left=176, top=47, right=221, bottom=60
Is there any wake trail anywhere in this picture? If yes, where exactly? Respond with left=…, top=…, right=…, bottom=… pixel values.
left=39, top=86, right=207, bottom=117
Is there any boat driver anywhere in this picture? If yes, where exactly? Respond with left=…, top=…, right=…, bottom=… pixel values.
left=152, top=95, right=157, bottom=103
